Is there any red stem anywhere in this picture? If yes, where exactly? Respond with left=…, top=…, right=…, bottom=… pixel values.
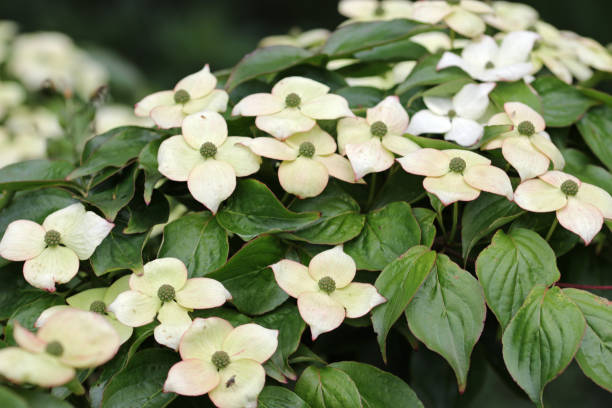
left=554, top=283, right=612, bottom=290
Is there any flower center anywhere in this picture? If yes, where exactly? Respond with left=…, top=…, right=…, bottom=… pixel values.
left=374, top=4, right=385, bottom=16
left=45, top=340, right=64, bottom=357
left=449, top=157, right=466, bottom=173
left=285, top=93, right=301, bottom=108
left=44, top=230, right=61, bottom=247
left=485, top=61, right=495, bottom=69
left=298, top=141, right=315, bottom=158
left=89, top=300, right=106, bottom=314
left=446, top=0, right=461, bottom=5
left=318, top=276, right=336, bottom=294
left=174, top=89, right=190, bottom=104
left=560, top=180, right=579, bottom=196
left=370, top=121, right=388, bottom=137
left=517, top=121, right=535, bottom=136
left=157, top=284, right=176, bottom=302
left=448, top=109, right=457, bottom=119
left=200, top=142, right=217, bottom=159
left=211, top=350, right=230, bottom=370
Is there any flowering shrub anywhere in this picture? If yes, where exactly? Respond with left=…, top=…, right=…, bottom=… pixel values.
left=1, top=1, right=612, bottom=407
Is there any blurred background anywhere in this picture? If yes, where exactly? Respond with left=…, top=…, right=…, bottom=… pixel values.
left=1, top=0, right=611, bottom=100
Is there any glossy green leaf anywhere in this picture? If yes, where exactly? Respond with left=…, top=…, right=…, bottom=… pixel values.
left=137, top=138, right=163, bottom=204
left=563, top=288, right=612, bottom=392
left=81, top=165, right=137, bottom=221
left=476, top=228, right=560, bottom=328
left=532, top=76, right=597, bottom=127
left=405, top=254, right=486, bottom=391
left=0, top=160, right=76, bottom=191
left=217, top=179, right=319, bottom=240
left=0, top=387, right=28, bottom=408
left=577, top=105, right=612, bottom=171
left=295, top=365, right=363, bottom=408
left=123, top=189, right=169, bottom=234
left=90, top=228, right=147, bottom=276
left=225, top=45, right=315, bottom=91
left=354, top=37, right=427, bottom=62
left=396, top=53, right=469, bottom=95
left=345, top=201, right=421, bottom=271
left=12, top=388, right=74, bottom=408
left=502, top=286, right=586, bottom=404
left=372, top=165, right=424, bottom=208
left=405, top=133, right=465, bottom=150
left=413, top=208, right=436, bottom=247
left=208, top=235, right=287, bottom=315
left=259, top=387, right=310, bottom=408
left=490, top=80, right=542, bottom=113
left=421, top=77, right=473, bottom=97
left=158, top=212, right=228, bottom=277
left=331, top=361, right=424, bottom=408
left=335, top=86, right=386, bottom=109
left=372, top=246, right=436, bottom=360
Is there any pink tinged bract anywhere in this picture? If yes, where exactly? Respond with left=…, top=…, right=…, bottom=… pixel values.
left=157, top=135, right=203, bottom=182
left=366, top=96, right=409, bottom=135
left=154, top=301, right=193, bottom=350
left=297, top=291, right=346, bottom=340
left=278, top=157, right=329, bottom=198
left=130, top=257, right=188, bottom=296
left=231, top=93, right=284, bottom=117
left=397, top=148, right=450, bottom=177
left=314, top=154, right=359, bottom=184
left=175, top=278, right=232, bottom=309
left=0, top=348, right=75, bottom=388
left=0, top=220, right=45, bottom=261
left=216, top=137, right=261, bottom=177
left=23, top=246, right=80, bottom=292
left=381, top=134, right=420, bottom=156
left=336, top=117, right=372, bottom=155
left=501, top=136, right=551, bottom=180
left=150, top=104, right=185, bottom=129
left=300, top=94, right=354, bottom=120
left=181, top=110, right=227, bottom=149
left=424, top=173, right=481, bottom=206
left=255, top=108, right=316, bottom=140
left=308, top=245, right=356, bottom=288
left=108, top=290, right=161, bottom=327
left=135, top=90, right=174, bottom=117
left=463, top=164, right=514, bottom=200
left=179, top=317, right=233, bottom=361
left=271, top=259, right=318, bottom=298
left=13, top=322, right=46, bottom=353
left=240, top=137, right=297, bottom=161
left=514, top=179, right=567, bottom=212
left=223, top=324, right=279, bottom=363
left=174, top=65, right=217, bottom=99
left=187, top=159, right=237, bottom=214
left=556, top=198, right=603, bottom=245
left=164, top=359, right=220, bottom=396
left=330, top=282, right=386, bottom=318
left=345, top=138, right=395, bottom=180
left=208, top=359, right=266, bottom=408
left=577, top=183, right=612, bottom=219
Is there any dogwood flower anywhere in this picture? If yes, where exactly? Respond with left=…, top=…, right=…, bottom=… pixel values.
left=397, top=148, right=513, bottom=205
left=35, top=275, right=134, bottom=345
left=271, top=245, right=386, bottom=339
left=0, top=203, right=114, bottom=291
left=164, top=317, right=278, bottom=408
left=337, top=96, right=419, bottom=180
left=338, top=0, right=413, bottom=22
left=514, top=171, right=612, bottom=244
left=482, top=102, right=564, bottom=180
left=108, top=258, right=232, bottom=350
left=259, top=28, right=330, bottom=49
left=412, top=0, right=493, bottom=38
left=157, top=110, right=261, bottom=213
left=437, top=31, right=539, bottom=82
left=95, top=104, right=154, bottom=134
left=483, top=1, right=539, bottom=32
left=0, top=309, right=119, bottom=387
left=232, top=76, right=354, bottom=140
left=135, top=65, right=229, bottom=129
left=0, top=81, right=25, bottom=119
left=241, top=126, right=358, bottom=198
left=407, top=82, right=495, bottom=146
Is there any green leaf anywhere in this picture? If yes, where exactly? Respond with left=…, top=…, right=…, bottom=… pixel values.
left=421, top=77, right=474, bottom=97
left=225, top=45, right=315, bottom=92
left=90, top=228, right=147, bottom=276
left=216, top=179, right=319, bottom=240
left=0, top=160, right=77, bottom=191
left=137, top=138, right=163, bottom=204
left=0, top=266, right=42, bottom=320
left=158, top=212, right=228, bottom=277
left=532, top=76, right=597, bottom=127
left=577, top=105, right=612, bottom=171
left=101, top=348, right=179, bottom=408
left=476, top=228, right=560, bottom=328
left=295, top=365, right=363, bottom=408
left=335, top=86, right=385, bottom=109
left=413, top=208, right=436, bottom=247
left=471, top=124, right=513, bottom=150
left=254, top=303, right=306, bottom=382
left=405, top=254, right=486, bottom=391
left=331, top=361, right=424, bottom=408
left=323, top=19, right=429, bottom=57
left=502, top=286, right=586, bottom=404
left=81, top=166, right=137, bottom=221
left=0, top=386, right=27, bottom=408
left=9, top=292, right=64, bottom=331
left=123, top=189, right=169, bottom=234
left=461, top=193, right=524, bottom=259
left=372, top=165, right=424, bottom=208
left=372, top=246, right=436, bottom=360
left=259, top=387, right=310, bottom=408
left=563, top=288, right=612, bottom=392
left=70, top=126, right=162, bottom=179
left=353, top=38, right=427, bottom=62
left=208, top=235, right=287, bottom=315
left=345, top=202, right=421, bottom=271
left=13, top=388, right=74, bottom=408
left=405, top=133, right=465, bottom=150
left=282, top=183, right=365, bottom=245
left=490, top=80, right=542, bottom=113
left=396, top=53, right=469, bottom=95
left=577, top=86, right=612, bottom=106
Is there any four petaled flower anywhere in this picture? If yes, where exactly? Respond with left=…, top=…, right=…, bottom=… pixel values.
left=0, top=203, right=113, bottom=292
left=398, top=148, right=513, bottom=205
left=135, top=65, right=229, bottom=129
left=157, top=110, right=261, bottom=213
left=412, top=0, right=493, bottom=38
left=232, top=76, right=354, bottom=140
left=514, top=171, right=612, bottom=244
left=272, top=245, right=386, bottom=339
left=241, top=125, right=359, bottom=198
left=0, top=309, right=119, bottom=387
left=164, top=317, right=278, bottom=408
left=483, top=102, right=564, bottom=180
left=337, top=96, right=420, bottom=180
left=108, top=258, right=232, bottom=350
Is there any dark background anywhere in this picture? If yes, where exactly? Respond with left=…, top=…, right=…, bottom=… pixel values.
left=1, top=0, right=611, bottom=97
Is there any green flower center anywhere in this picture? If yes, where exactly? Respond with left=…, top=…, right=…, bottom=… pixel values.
left=298, top=141, right=315, bottom=158
left=485, top=61, right=495, bottom=69
left=370, top=121, right=388, bottom=137
left=89, top=300, right=106, bottom=314
left=45, top=340, right=64, bottom=357
left=174, top=89, right=190, bottom=104
left=560, top=180, right=579, bottom=196
left=517, top=121, right=535, bottom=136
left=448, top=109, right=457, bottom=119
left=449, top=157, right=466, bottom=174
left=446, top=0, right=461, bottom=5
left=318, top=276, right=336, bottom=294
left=285, top=93, right=301, bottom=108
left=200, top=142, right=217, bottom=159
left=157, top=284, right=175, bottom=302
left=211, top=350, right=230, bottom=370
left=44, top=230, right=61, bottom=247
left=374, top=5, right=385, bottom=16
